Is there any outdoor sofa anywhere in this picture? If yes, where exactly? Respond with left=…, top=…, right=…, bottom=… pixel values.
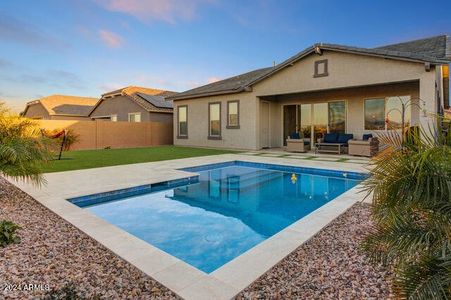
left=286, top=132, right=311, bottom=153
left=315, top=133, right=354, bottom=154
left=348, top=134, right=379, bottom=157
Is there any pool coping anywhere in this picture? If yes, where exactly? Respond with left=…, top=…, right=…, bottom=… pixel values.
left=6, top=154, right=370, bottom=300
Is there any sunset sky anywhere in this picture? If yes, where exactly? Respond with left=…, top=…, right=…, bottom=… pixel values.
left=1, top=0, right=450, bottom=111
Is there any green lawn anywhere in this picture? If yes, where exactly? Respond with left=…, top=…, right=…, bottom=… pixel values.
left=43, top=146, right=238, bottom=173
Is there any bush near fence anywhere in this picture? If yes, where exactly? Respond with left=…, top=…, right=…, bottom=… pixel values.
left=37, top=120, right=173, bottom=150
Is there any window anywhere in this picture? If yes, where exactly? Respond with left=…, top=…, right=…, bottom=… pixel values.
left=110, top=114, right=117, bottom=122
left=386, top=96, right=411, bottom=130
left=314, top=59, right=328, bottom=77
left=208, top=102, right=221, bottom=139
left=128, top=112, right=141, bottom=122
left=364, top=96, right=411, bottom=130
left=177, top=105, right=188, bottom=138
left=364, top=99, right=385, bottom=130
left=328, top=101, right=346, bottom=133
left=227, top=100, right=239, bottom=128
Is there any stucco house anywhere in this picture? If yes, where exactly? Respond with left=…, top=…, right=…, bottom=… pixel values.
left=89, top=86, right=177, bottom=124
left=21, top=95, right=99, bottom=120
left=168, top=35, right=450, bottom=150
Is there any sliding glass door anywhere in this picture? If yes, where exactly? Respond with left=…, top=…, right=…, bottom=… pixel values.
left=283, top=105, right=297, bottom=145
left=313, top=103, right=328, bottom=143
left=283, top=101, right=346, bottom=145
left=298, top=104, right=311, bottom=140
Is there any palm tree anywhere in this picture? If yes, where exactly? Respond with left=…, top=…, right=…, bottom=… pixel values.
left=0, top=102, right=51, bottom=185
left=362, top=118, right=451, bottom=299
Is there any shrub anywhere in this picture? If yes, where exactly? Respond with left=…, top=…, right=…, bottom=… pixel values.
left=43, top=128, right=80, bottom=151
left=362, top=121, right=451, bottom=299
left=0, top=220, right=21, bottom=247
left=0, top=102, right=51, bottom=184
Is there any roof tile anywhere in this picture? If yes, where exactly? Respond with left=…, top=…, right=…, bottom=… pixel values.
left=28, top=95, right=98, bottom=116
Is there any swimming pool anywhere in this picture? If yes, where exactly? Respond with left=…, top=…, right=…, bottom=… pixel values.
left=69, top=161, right=365, bottom=273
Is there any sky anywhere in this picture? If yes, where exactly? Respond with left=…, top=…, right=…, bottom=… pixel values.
left=1, top=0, right=450, bottom=112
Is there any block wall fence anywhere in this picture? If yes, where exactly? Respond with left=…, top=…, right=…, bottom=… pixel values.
left=38, top=120, right=173, bottom=150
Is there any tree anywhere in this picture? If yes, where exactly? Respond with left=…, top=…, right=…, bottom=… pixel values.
left=362, top=118, right=451, bottom=299
left=0, top=102, right=51, bottom=185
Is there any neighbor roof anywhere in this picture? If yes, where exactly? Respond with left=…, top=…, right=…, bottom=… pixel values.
left=102, top=86, right=177, bottom=98
left=90, top=86, right=176, bottom=115
left=135, top=92, right=173, bottom=109
left=130, top=92, right=173, bottom=113
left=24, top=95, right=98, bottom=116
left=169, top=35, right=451, bottom=101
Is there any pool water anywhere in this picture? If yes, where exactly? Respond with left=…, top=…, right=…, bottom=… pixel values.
left=80, top=163, right=362, bottom=273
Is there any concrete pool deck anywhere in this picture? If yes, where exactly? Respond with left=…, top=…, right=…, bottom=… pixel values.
left=7, top=154, right=370, bottom=300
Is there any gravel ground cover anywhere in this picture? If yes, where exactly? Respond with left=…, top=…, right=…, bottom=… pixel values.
left=0, top=177, right=179, bottom=300
left=1, top=176, right=392, bottom=299
left=236, top=203, right=393, bottom=299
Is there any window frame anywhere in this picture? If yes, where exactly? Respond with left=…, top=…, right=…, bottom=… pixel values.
left=128, top=112, right=141, bottom=123
left=313, top=59, right=329, bottom=78
left=208, top=102, right=222, bottom=140
left=226, top=100, right=240, bottom=129
left=177, top=105, right=188, bottom=139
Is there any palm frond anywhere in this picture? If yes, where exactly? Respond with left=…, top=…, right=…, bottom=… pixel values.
left=363, top=115, right=451, bottom=298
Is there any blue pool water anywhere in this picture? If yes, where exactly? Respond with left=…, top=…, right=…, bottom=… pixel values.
left=71, top=162, right=364, bottom=273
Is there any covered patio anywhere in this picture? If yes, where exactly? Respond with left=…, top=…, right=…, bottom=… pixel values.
left=258, top=80, right=420, bottom=154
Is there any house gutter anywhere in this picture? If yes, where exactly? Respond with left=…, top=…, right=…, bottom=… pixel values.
left=167, top=88, right=249, bottom=101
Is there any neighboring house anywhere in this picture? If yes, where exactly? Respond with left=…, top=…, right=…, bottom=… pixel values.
left=89, top=86, right=177, bottom=123
left=168, top=35, right=451, bottom=150
left=22, top=95, right=99, bottom=120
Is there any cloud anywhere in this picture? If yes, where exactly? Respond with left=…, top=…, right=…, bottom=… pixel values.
left=98, top=83, right=124, bottom=92
left=94, top=0, right=215, bottom=23
left=0, top=59, right=14, bottom=68
left=98, top=29, right=124, bottom=48
left=0, top=69, right=85, bottom=90
left=207, top=77, right=221, bottom=84
left=0, top=13, right=68, bottom=50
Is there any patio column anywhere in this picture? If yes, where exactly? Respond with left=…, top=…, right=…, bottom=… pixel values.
left=419, top=70, right=437, bottom=138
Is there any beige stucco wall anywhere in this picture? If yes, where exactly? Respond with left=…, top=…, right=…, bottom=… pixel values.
left=252, top=51, right=429, bottom=96
left=149, top=112, right=173, bottom=123
left=174, top=50, right=438, bottom=150
left=90, top=95, right=173, bottom=122
left=23, top=103, right=50, bottom=119
left=173, top=93, right=259, bottom=150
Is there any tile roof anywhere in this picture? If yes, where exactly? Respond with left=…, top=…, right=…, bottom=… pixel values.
left=167, top=67, right=273, bottom=100
left=169, top=35, right=451, bottom=101
left=374, top=35, right=450, bottom=60
left=26, top=95, right=99, bottom=116
left=90, top=86, right=177, bottom=115
left=135, top=92, right=173, bottom=109
left=102, top=86, right=176, bottom=98
left=131, top=92, right=173, bottom=113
